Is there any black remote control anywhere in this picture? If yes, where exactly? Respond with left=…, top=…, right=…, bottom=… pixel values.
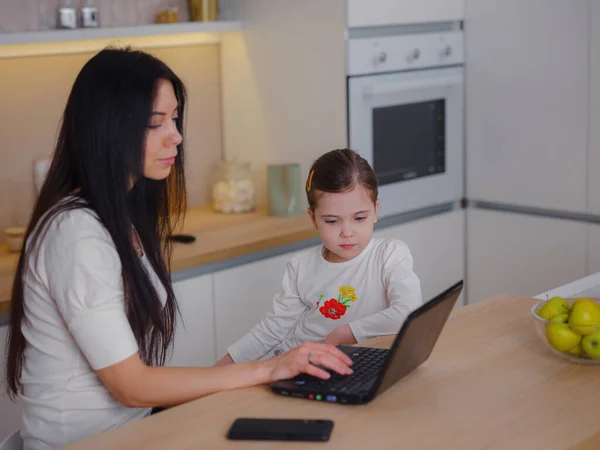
left=169, top=234, right=196, bottom=243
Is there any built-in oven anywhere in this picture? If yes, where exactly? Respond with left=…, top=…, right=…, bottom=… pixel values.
left=347, top=29, right=464, bottom=218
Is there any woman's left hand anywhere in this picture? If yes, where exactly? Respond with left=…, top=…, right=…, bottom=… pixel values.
left=322, top=324, right=358, bottom=347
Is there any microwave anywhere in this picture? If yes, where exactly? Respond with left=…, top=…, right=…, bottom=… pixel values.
left=347, top=30, right=465, bottom=218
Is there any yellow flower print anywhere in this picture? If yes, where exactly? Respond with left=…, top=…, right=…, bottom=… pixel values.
left=336, top=285, right=358, bottom=306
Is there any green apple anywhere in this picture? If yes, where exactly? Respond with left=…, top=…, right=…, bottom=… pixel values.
left=568, top=298, right=600, bottom=335
left=546, top=322, right=582, bottom=352
left=582, top=330, right=600, bottom=359
left=538, top=296, right=571, bottom=320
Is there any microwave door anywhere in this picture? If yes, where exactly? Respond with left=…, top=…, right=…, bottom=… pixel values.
left=372, top=99, right=446, bottom=186
left=347, top=67, right=464, bottom=217
left=348, top=68, right=463, bottom=168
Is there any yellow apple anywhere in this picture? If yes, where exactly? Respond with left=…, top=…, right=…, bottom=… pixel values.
left=567, top=344, right=584, bottom=356
left=582, top=330, right=600, bottom=359
left=550, top=313, right=569, bottom=324
left=537, top=296, right=571, bottom=320
left=568, top=298, right=600, bottom=335
left=546, top=322, right=582, bottom=352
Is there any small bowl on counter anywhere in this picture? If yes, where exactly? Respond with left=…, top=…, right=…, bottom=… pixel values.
left=532, top=296, right=600, bottom=364
left=4, top=226, right=26, bottom=253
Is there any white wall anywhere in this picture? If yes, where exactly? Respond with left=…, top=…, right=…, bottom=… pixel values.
left=0, top=45, right=223, bottom=236
left=220, top=0, right=348, bottom=207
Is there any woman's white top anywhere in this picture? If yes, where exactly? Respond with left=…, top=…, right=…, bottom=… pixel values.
left=18, top=206, right=166, bottom=449
left=228, top=238, right=422, bottom=362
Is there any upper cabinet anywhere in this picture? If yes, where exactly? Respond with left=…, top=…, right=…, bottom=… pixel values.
left=465, top=1, right=589, bottom=213
left=589, top=1, right=600, bottom=215
left=347, top=0, right=464, bottom=28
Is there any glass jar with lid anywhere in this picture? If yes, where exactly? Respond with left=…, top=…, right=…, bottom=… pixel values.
left=211, top=156, right=255, bottom=213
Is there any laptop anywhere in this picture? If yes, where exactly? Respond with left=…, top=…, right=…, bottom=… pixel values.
left=270, top=280, right=463, bottom=405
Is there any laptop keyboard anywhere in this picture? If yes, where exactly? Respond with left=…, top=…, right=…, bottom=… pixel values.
left=293, top=347, right=390, bottom=394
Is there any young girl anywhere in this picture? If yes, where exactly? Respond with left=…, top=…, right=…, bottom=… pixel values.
left=217, top=148, right=422, bottom=364
left=4, top=49, right=351, bottom=450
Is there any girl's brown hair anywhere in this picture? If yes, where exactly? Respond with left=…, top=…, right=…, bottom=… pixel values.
left=306, top=148, right=378, bottom=211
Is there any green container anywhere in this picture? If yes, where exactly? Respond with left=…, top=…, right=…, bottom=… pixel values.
left=267, top=163, right=303, bottom=217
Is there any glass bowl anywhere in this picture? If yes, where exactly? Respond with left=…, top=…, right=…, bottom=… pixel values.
left=532, top=298, right=600, bottom=364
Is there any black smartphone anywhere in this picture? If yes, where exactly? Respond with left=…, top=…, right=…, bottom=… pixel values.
left=226, top=418, right=334, bottom=442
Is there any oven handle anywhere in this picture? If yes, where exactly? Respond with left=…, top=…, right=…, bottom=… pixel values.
left=362, top=75, right=463, bottom=98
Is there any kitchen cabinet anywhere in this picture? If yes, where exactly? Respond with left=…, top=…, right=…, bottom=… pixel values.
left=168, top=274, right=216, bottom=367
left=465, top=0, right=588, bottom=213
left=588, top=1, right=600, bottom=214
left=0, top=325, right=24, bottom=442
left=347, top=0, right=464, bottom=28
left=587, top=224, right=600, bottom=276
left=374, top=210, right=466, bottom=307
left=467, top=209, right=587, bottom=304
left=213, top=250, right=317, bottom=358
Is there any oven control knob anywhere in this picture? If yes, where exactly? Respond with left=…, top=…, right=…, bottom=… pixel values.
left=440, top=45, right=453, bottom=58
left=372, top=51, right=387, bottom=65
left=407, top=48, right=420, bottom=62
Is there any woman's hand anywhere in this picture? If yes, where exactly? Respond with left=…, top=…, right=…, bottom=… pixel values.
left=322, top=324, right=358, bottom=347
left=264, top=343, right=353, bottom=383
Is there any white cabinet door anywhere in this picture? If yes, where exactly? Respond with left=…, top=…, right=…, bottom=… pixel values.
left=589, top=1, right=600, bottom=214
left=0, top=325, right=24, bottom=442
left=374, top=210, right=465, bottom=307
left=467, top=209, right=587, bottom=304
left=213, top=251, right=316, bottom=358
left=169, top=274, right=215, bottom=367
left=465, top=1, right=588, bottom=212
left=347, top=0, right=464, bottom=28
left=588, top=224, right=600, bottom=276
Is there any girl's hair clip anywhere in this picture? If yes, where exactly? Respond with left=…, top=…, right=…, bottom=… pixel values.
left=306, top=169, right=315, bottom=192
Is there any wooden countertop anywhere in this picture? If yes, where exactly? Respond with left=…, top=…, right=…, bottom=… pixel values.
left=0, top=205, right=317, bottom=315
left=61, top=294, right=600, bottom=450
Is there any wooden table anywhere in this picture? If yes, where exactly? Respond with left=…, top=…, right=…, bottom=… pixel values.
left=62, top=294, right=600, bottom=450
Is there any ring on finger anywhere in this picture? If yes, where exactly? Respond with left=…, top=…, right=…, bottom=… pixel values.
left=308, top=351, right=314, bottom=365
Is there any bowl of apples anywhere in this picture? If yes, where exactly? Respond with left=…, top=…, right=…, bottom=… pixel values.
left=532, top=296, right=600, bottom=364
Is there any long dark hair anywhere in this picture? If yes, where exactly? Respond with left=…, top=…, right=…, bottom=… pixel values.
left=5, top=47, right=187, bottom=397
left=305, top=148, right=378, bottom=210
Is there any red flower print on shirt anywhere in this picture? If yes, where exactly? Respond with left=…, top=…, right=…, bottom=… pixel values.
left=319, top=298, right=347, bottom=320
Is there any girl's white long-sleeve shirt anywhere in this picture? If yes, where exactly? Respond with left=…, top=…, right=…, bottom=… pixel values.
left=228, top=238, right=422, bottom=362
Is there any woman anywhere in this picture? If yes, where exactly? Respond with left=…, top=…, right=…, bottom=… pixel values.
left=4, top=48, right=353, bottom=450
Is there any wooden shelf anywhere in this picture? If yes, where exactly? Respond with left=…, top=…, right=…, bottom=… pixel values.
left=0, top=20, right=242, bottom=59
